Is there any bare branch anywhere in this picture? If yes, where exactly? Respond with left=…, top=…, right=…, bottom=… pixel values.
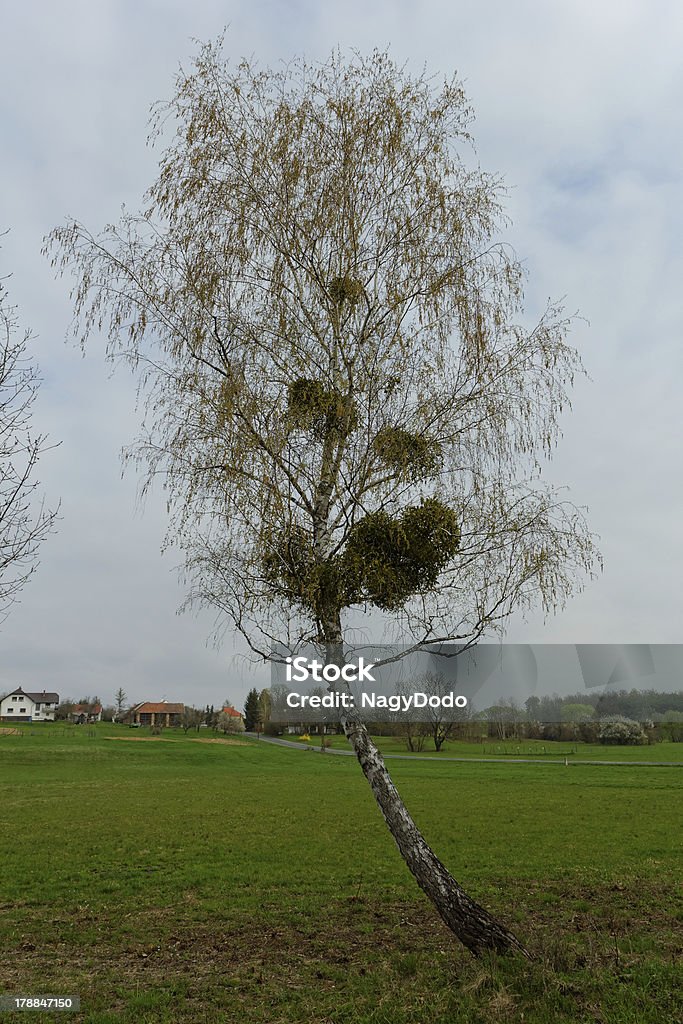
left=0, top=267, right=59, bottom=621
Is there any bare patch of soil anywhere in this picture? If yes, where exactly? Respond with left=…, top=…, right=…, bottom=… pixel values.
left=103, top=736, right=247, bottom=745
left=191, top=737, right=248, bottom=745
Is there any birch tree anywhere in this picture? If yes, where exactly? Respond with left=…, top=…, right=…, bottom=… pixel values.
left=0, top=259, right=58, bottom=620
left=47, top=39, right=598, bottom=956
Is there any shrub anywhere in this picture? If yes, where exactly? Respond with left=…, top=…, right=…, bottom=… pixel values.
left=578, top=720, right=600, bottom=744
left=658, top=720, right=683, bottom=742
left=598, top=715, right=646, bottom=745
left=540, top=722, right=561, bottom=741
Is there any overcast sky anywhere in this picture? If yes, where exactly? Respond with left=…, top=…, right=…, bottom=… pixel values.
left=1, top=1, right=682, bottom=710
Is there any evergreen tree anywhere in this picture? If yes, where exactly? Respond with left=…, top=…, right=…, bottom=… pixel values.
left=243, top=688, right=261, bottom=732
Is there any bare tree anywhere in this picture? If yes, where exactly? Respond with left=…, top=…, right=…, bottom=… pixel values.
left=1, top=252, right=58, bottom=620
left=398, top=717, right=428, bottom=753
left=48, top=41, right=599, bottom=956
left=392, top=679, right=429, bottom=752
left=486, top=698, right=524, bottom=741
left=180, top=706, right=203, bottom=734
left=114, top=687, right=127, bottom=719
left=420, top=671, right=469, bottom=752
left=56, top=700, right=75, bottom=721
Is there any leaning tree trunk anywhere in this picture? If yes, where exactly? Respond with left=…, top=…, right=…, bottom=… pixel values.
left=324, top=637, right=531, bottom=958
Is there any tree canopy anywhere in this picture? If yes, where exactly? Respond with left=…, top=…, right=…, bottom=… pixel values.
left=48, top=40, right=597, bottom=660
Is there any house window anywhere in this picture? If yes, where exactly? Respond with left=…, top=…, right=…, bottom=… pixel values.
left=6, top=708, right=13, bottom=714
left=20, top=708, right=26, bottom=713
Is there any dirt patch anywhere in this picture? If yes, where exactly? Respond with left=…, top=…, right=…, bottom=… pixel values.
left=191, top=738, right=248, bottom=745
left=103, top=736, right=169, bottom=742
left=0, top=728, right=21, bottom=736
left=103, top=736, right=247, bottom=745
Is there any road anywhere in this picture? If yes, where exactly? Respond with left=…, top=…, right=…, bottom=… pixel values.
left=247, top=734, right=683, bottom=767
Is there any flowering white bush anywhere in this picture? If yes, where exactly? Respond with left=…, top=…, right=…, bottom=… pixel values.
left=598, top=715, right=646, bottom=745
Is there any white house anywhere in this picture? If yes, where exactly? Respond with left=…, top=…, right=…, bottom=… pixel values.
left=0, top=687, right=59, bottom=722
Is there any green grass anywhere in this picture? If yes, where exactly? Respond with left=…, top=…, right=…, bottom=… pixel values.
left=306, top=731, right=683, bottom=760
left=0, top=723, right=681, bottom=1023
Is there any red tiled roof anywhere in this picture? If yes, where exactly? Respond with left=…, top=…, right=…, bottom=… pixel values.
left=72, top=704, right=102, bottom=715
left=136, top=702, right=184, bottom=714
left=222, top=706, right=243, bottom=718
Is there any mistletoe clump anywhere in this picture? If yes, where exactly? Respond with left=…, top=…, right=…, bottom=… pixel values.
left=342, top=498, right=461, bottom=611
left=263, top=498, right=460, bottom=616
left=287, top=378, right=357, bottom=440
left=373, top=426, right=442, bottom=479
left=328, top=274, right=364, bottom=307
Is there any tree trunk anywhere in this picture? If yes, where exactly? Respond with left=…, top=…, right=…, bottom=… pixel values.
left=342, top=708, right=531, bottom=957
left=322, top=635, right=531, bottom=958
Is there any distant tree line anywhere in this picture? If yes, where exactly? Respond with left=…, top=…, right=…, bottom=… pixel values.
left=524, top=688, right=683, bottom=722
left=264, top=685, right=683, bottom=748
left=51, top=685, right=682, bottom=746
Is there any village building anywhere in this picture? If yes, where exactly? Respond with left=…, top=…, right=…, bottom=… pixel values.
left=69, top=703, right=103, bottom=724
left=221, top=705, right=244, bottom=722
left=127, top=701, right=185, bottom=727
left=0, top=688, right=59, bottom=722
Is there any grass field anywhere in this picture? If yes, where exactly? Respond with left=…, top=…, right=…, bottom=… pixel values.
left=295, top=732, right=683, bottom=761
left=0, top=724, right=681, bottom=1023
